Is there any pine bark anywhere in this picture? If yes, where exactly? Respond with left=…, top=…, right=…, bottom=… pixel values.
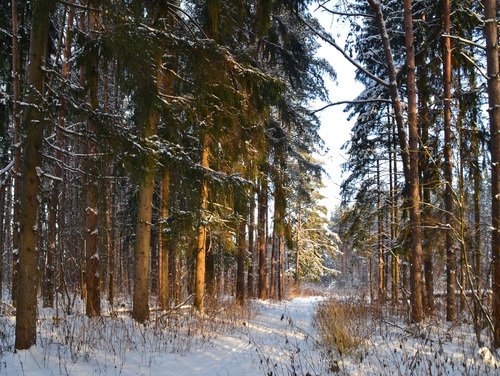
left=403, top=0, right=424, bottom=323
left=15, top=0, right=53, bottom=350
left=194, top=133, right=210, bottom=311
left=11, top=0, right=21, bottom=308
left=443, top=0, right=456, bottom=322
left=247, top=185, right=256, bottom=298
left=236, top=215, right=246, bottom=304
left=158, top=172, right=170, bottom=310
left=367, top=0, right=410, bottom=184
left=258, top=174, right=268, bottom=300
left=84, top=2, right=100, bottom=317
left=483, top=0, right=500, bottom=349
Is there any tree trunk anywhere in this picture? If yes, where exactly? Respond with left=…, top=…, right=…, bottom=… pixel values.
left=443, top=0, right=456, bottom=323
left=258, top=174, right=268, bottom=300
left=295, top=206, right=301, bottom=292
left=84, top=2, right=101, bottom=318
left=194, top=133, right=210, bottom=311
left=367, top=0, right=410, bottom=185
left=417, top=45, right=434, bottom=317
left=403, top=0, right=424, bottom=323
left=158, top=172, right=170, bottom=310
left=483, top=0, right=500, bottom=349
left=236, top=215, right=246, bottom=304
left=377, top=158, right=385, bottom=303
left=15, top=0, right=53, bottom=350
left=247, top=185, right=256, bottom=298
left=11, top=0, right=22, bottom=309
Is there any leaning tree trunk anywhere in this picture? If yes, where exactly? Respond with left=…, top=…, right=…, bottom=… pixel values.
left=15, top=0, right=53, bottom=350
left=483, top=0, right=500, bottom=349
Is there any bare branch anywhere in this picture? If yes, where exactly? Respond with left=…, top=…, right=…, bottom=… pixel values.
left=319, top=5, right=375, bottom=19
left=311, top=98, right=391, bottom=114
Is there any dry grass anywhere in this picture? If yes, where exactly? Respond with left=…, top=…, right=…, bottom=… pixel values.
left=314, top=296, right=380, bottom=358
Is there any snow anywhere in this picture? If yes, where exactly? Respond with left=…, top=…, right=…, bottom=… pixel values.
left=0, top=297, right=326, bottom=376
left=0, top=295, right=498, bottom=375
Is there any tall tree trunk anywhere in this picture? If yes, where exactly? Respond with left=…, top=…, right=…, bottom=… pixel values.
left=236, top=214, right=246, bottom=304
left=84, top=2, right=101, bottom=318
left=158, top=172, right=170, bottom=310
left=15, top=0, right=53, bottom=350
left=443, top=0, right=456, bottom=323
left=390, top=117, right=399, bottom=307
left=417, top=46, right=434, bottom=316
left=11, top=0, right=22, bottom=309
left=247, top=184, right=256, bottom=298
left=278, top=222, right=285, bottom=301
left=367, top=0, right=410, bottom=185
left=258, top=174, right=268, bottom=300
left=194, top=133, right=210, bottom=311
left=403, top=0, right=424, bottom=323
left=295, top=206, right=301, bottom=292
left=483, top=0, right=500, bottom=349
left=377, top=158, right=385, bottom=303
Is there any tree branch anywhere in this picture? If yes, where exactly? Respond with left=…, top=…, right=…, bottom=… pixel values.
left=311, top=98, right=391, bottom=114
left=296, top=12, right=389, bottom=88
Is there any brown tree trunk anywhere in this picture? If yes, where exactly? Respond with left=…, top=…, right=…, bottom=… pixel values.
left=83, top=2, right=101, bottom=318
left=247, top=184, right=256, bottom=298
left=11, top=0, right=22, bottom=309
left=15, top=0, right=53, bottom=350
left=443, top=0, right=456, bottom=323
left=404, top=0, right=424, bottom=323
left=258, top=174, right=268, bottom=300
left=236, top=215, right=246, bottom=304
left=417, top=46, right=434, bottom=317
left=295, top=206, right=302, bottom=292
left=483, top=0, right=500, bottom=349
left=377, top=158, right=385, bottom=303
left=390, top=119, right=399, bottom=307
left=158, top=172, right=170, bottom=310
left=367, top=0, right=410, bottom=185
left=194, top=133, right=210, bottom=311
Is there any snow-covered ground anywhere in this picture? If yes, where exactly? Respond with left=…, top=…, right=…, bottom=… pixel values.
left=1, top=295, right=499, bottom=375
left=0, top=297, right=327, bottom=376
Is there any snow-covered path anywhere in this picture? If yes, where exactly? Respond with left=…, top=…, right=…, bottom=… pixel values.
left=0, top=297, right=326, bottom=376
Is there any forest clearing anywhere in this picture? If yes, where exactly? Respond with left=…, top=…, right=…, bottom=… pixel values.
left=1, top=0, right=500, bottom=374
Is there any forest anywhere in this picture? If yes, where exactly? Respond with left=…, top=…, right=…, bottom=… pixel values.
left=0, top=0, right=499, bottom=374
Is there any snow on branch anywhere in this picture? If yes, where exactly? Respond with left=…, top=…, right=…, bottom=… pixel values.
left=0, top=159, right=14, bottom=175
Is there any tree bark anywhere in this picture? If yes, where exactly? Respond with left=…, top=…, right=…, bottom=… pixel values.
left=367, top=0, right=410, bottom=185
left=236, top=215, right=246, bottom=304
left=247, top=184, right=256, bottom=298
left=258, top=174, right=268, bottom=300
left=194, top=133, right=210, bottom=311
left=377, top=158, right=385, bottom=303
left=483, top=0, right=500, bottom=349
left=403, top=0, right=424, bottom=323
left=443, top=0, right=456, bottom=323
left=11, top=0, right=22, bottom=309
left=84, top=2, right=101, bottom=318
left=158, top=172, right=170, bottom=310
left=15, top=0, right=53, bottom=350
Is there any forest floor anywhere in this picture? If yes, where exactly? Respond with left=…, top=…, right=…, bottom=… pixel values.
left=0, top=292, right=499, bottom=375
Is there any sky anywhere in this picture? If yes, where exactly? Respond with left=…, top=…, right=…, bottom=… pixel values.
left=310, top=7, right=364, bottom=212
